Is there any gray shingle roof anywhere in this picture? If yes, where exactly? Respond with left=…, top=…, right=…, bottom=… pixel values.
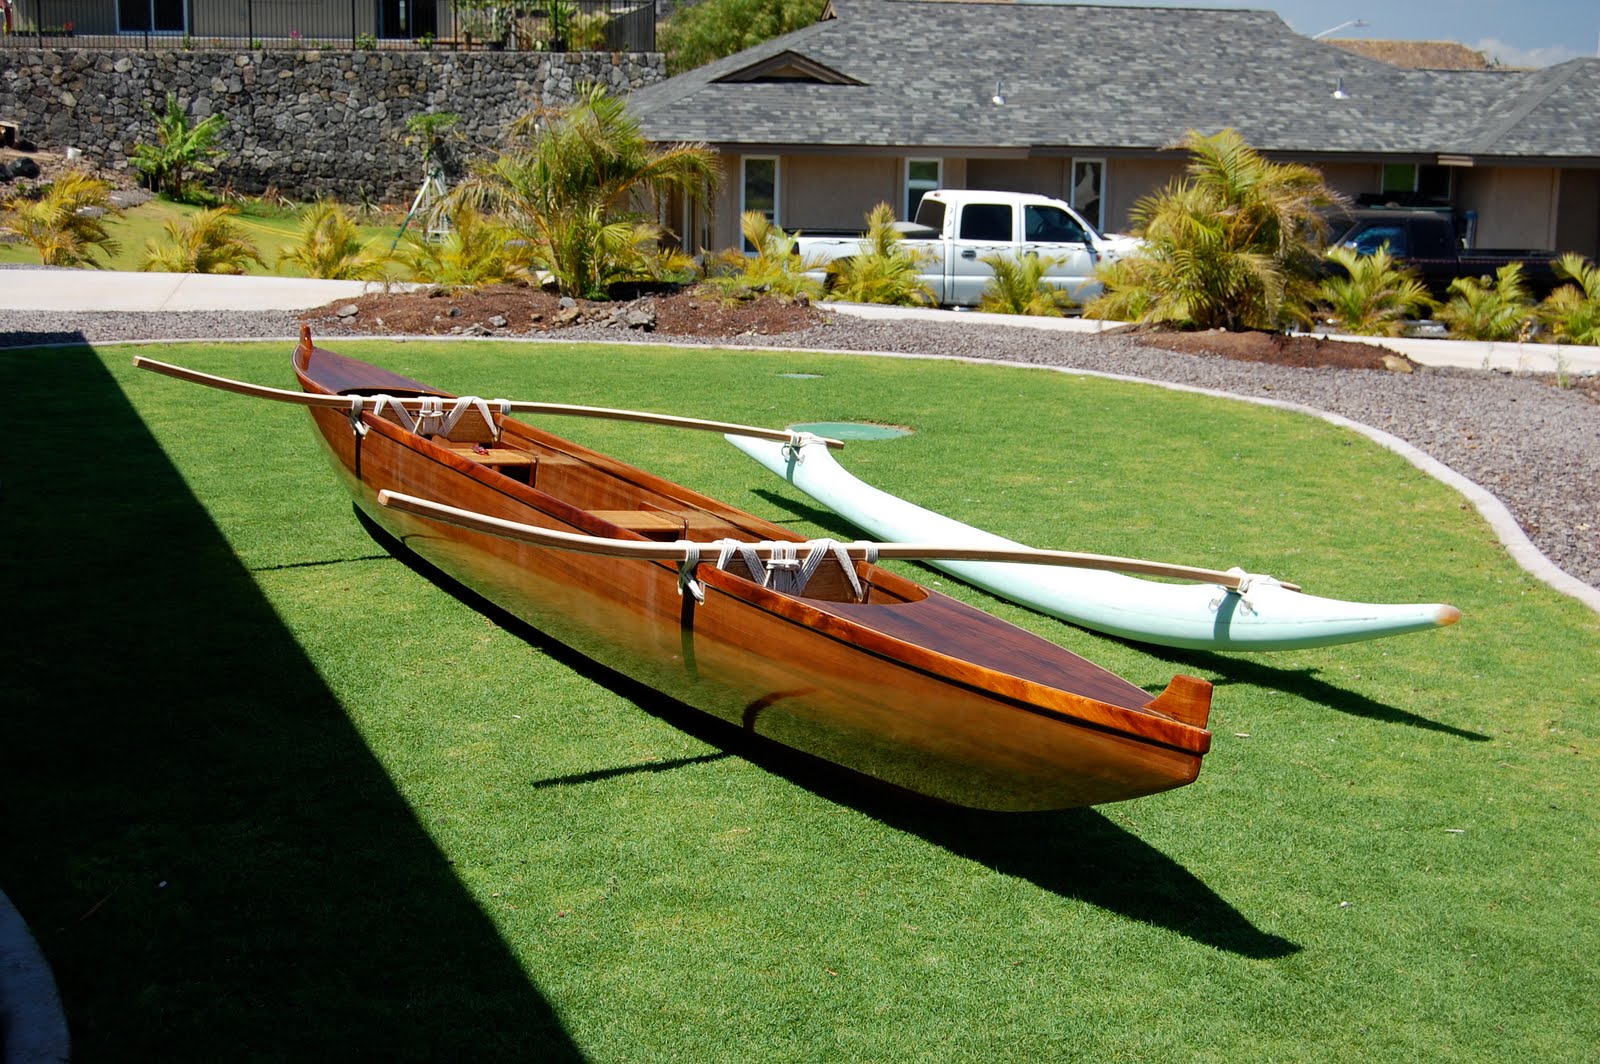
left=628, top=0, right=1600, bottom=162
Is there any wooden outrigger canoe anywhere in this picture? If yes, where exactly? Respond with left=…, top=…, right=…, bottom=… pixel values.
left=135, top=329, right=1214, bottom=812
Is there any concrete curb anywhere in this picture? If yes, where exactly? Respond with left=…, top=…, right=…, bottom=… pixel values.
left=0, top=890, right=70, bottom=1064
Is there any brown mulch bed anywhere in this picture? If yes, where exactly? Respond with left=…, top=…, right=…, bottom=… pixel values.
left=295, top=285, right=1600, bottom=402
left=1126, top=326, right=1417, bottom=371
left=301, top=284, right=829, bottom=340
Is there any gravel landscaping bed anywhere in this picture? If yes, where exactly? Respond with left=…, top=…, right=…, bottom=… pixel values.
left=4, top=304, right=1595, bottom=594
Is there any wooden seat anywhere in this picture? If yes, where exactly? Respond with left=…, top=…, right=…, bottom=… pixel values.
left=591, top=510, right=689, bottom=538
left=439, top=441, right=535, bottom=469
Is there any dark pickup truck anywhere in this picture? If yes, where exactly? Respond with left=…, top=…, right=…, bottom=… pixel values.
left=1324, top=209, right=1561, bottom=298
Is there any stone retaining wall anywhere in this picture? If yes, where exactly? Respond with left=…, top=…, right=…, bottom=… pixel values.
left=0, top=48, right=665, bottom=202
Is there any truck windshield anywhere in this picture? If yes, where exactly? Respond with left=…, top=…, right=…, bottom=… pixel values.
left=1345, top=224, right=1408, bottom=256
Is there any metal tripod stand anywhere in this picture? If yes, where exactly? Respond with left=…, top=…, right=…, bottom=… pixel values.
left=390, top=164, right=451, bottom=250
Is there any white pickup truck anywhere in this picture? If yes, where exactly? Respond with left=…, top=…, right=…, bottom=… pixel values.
left=795, top=189, right=1141, bottom=307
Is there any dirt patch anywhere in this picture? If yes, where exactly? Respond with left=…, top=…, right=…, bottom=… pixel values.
left=1128, top=327, right=1416, bottom=371
left=300, top=283, right=830, bottom=341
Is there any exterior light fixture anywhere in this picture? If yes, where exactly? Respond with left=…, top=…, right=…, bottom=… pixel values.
left=1332, top=77, right=1352, bottom=99
left=992, top=80, right=1005, bottom=105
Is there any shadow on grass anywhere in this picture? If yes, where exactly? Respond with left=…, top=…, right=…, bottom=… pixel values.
left=1153, top=648, right=1491, bottom=742
left=0, top=343, right=582, bottom=1060
left=355, top=516, right=1299, bottom=962
left=753, top=490, right=1488, bottom=742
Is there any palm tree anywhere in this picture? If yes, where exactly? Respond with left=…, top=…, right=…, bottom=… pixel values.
left=447, top=84, right=718, bottom=298
left=1538, top=253, right=1600, bottom=347
left=140, top=206, right=265, bottom=274
left=1084, top=128, right=1342, bottom=330
left=1437, top=263, right=1535, bottom=341
left=0, top=169, right=122, bottom=267
left=1316, top=246, right=1433, bottom=336
left=825, top=203, right=934, bottom=305
left=130, top=94, right=229, bottom=202
left=705, top=211, right=826, bottom=301
left=978, top=251, right=1074, bottom=316
left=277, top=201, right=389, bottom=280
left=396, top=203, right=515, bottom=289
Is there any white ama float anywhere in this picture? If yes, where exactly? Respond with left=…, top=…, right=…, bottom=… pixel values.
left=726, top=434, right=1461, bottom=652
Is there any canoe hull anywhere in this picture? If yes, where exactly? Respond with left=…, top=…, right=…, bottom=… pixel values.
left=727, top=435, right=1460, bottom=652
left=295, top=344, right=1211, bottom=811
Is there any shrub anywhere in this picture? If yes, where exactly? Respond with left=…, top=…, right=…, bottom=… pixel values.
left=130, top=94, right=229, bottom=204
left=1437, top=263, right=1535, bottom=342
left=704, top=211, right=826, bottom=302
left=1537, top=253, right=1600, bottom=347
left=395, top=203, right=515, bottom=289
left=824, top=203, right=933, bottom=306
left=140, top=206, right=264, bottom=275
left=0, top=170, right=122, bottom=267
left=1316, top=246, right=1434, bottom=336
left=978, top=252, right=1075, bottom=316
left=277, top=201, right=389, bottom=280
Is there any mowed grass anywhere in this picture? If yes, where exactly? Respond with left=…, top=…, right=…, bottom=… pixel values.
left=0, top=195, right=400, bottom=274
left=4, top=338, right=1597, bottom=1061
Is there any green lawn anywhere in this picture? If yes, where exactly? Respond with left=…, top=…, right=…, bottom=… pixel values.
left=0, top=194, right=402, bottom=274
left=4, top=339, right=1596, bottom=1061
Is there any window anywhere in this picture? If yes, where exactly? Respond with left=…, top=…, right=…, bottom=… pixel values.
left=1382, top=163, right=1417, bottom=193
left=119, top=0, right=186, bottom=32
left=741, top=157, right=777, bottom=251
left=1071, top=159, right=1104, bottom=232
left=905, top=159, right=941, bottom=221
left=1024, top=205, right=1087, bottom=244
left=1416, top=164, right=1452, bottom=203
left=958, top=203, right=1013, bottom=241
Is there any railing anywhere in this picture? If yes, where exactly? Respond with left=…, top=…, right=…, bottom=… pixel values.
left=0, top=0, right=656, bottom=52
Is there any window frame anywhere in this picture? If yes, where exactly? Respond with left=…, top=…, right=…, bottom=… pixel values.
left=904, top=158, right=942, bottom=222
left=740, top=156, right=779, bottom=252
left=1070, top=157, right=1105, bottom=233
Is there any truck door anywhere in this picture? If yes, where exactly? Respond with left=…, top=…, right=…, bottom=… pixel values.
left=1022, top=203, right=1099, bottom=302
left=948, top=201, right=1016, bottom=305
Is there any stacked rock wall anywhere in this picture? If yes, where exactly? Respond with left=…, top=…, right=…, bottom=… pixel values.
left=0, top=48, right=665, bottom=202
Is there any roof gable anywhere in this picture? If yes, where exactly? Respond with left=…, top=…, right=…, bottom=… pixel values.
left=714, top=50, right=864, bottom=86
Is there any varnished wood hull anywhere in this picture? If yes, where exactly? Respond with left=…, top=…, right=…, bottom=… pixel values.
left=293, top=339, right=1213, bottom=811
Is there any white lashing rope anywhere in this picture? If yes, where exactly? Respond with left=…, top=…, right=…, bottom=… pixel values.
left=1208, top=566, right=1286, bottom=615
left=710, top=537, right=869, bottom=599
left=677, top=542, right=705, bottom=603
left=347, top=394, right=512, bottom=440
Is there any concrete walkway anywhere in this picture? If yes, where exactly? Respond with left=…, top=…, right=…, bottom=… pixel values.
left=0, top=268, right=396, bottom=312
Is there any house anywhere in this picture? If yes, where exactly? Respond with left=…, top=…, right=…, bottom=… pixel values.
left=626, top=0, right=1600, bottom=260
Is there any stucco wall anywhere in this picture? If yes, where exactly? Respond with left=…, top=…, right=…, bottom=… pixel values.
left=0, top=46, right=664, bottom=202
left=783, top=155, right=899, bottom=233
left=1457, top=167, right=1560, bottom=250
left=1554, top=169, right=1600, bottom=258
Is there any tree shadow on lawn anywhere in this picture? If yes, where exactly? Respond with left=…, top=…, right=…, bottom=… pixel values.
left=0, top=342, right=582, bottom=1061
left=753, top=490, right=1488, bottom=742
left=354, top=518, right=1299, bottom=962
